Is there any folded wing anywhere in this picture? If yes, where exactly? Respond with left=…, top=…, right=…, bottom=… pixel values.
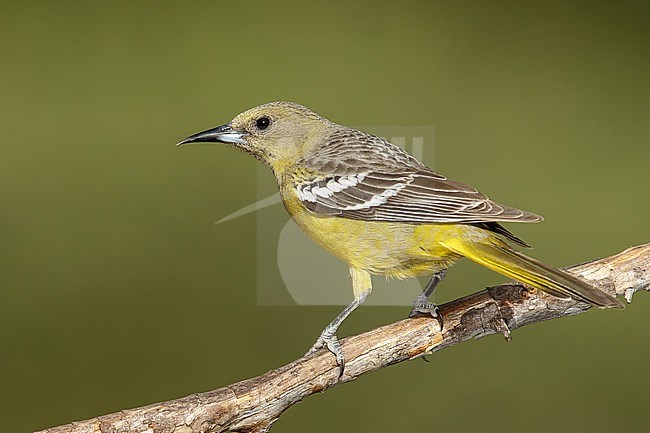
left=296, top=169, right=542, bottom=224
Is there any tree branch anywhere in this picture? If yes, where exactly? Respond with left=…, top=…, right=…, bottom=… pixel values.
left=37, top=244, right=650, bottom=433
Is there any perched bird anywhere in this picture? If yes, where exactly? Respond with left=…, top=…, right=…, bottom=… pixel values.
left=179, top=101, right=622, bottom=374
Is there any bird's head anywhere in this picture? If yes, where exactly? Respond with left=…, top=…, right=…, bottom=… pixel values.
left=178, top=101, right=333, bottom=173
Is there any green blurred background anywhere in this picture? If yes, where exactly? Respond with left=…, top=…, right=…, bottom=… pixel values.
left=2, top=1, right=648, bottom=432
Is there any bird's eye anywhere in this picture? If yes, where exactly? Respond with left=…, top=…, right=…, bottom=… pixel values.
left=255, top=116, right=271, bottom=131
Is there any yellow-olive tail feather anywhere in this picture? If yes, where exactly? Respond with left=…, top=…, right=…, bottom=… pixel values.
left=442, top=237, right=623, bottom=309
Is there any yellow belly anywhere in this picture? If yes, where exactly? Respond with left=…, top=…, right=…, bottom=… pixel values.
left=281, top=189, right=466, bottom=279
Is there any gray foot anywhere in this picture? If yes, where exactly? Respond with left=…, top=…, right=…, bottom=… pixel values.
left=409, top=296, right=444, bottom=330
left=304, top=291, right=370, bottom=378
left=305, top=328, right=345, bottom=377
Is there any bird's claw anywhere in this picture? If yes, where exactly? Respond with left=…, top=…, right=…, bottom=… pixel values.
left=305, top=330, right=346, bottom=378
left=409, top=300, right=444, bottom=330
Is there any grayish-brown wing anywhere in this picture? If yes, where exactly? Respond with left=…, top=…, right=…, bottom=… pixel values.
left=297, top=128, right=542, bottom=224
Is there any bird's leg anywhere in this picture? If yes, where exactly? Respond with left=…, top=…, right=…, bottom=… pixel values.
left=305, top=290, right=370, bottom=378
left=409, top=269, right=447, bottom=329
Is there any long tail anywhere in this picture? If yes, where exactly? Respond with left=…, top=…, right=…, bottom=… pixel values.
left=441, top=236, right=623, bottom=309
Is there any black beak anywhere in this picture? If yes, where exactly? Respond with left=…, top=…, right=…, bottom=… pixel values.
left=177, top=123, right=246, bottom=146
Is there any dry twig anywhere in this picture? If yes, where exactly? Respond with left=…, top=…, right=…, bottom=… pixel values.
left=37, top=244, right=649, bottom=433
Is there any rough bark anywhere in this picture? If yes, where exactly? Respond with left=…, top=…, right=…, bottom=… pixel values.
left=37, top=244, right=650, bottom=433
